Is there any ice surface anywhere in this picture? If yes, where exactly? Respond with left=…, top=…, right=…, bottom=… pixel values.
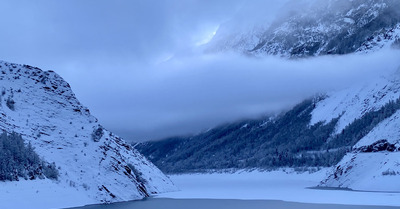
left=158, top=170, right=400, bottom=206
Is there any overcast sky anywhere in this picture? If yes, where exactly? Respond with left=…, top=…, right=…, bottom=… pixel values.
left=0, top=0, right=398, bottom=142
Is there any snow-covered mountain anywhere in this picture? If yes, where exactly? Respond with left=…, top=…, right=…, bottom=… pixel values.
left=0, top=61, right=176, bottom=208
left=208, top=0, right=400, bottom=57
left=137, top=0, right=400, bottom=192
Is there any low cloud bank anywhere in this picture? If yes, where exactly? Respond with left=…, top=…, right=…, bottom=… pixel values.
left=0, top=0, right=399, bottom=141
left=68, top=49, right=400, bottom=141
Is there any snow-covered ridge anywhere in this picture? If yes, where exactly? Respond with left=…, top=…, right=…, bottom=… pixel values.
left=0, top=61, right=176, bottom=208
left=357, top=24, right=400, bottom=53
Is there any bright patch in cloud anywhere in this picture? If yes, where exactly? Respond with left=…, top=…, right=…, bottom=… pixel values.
left=195, top=25, right=220, bottom=46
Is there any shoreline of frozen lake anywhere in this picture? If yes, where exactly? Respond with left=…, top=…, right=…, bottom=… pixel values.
left=67, top=198, right=400, bottom=209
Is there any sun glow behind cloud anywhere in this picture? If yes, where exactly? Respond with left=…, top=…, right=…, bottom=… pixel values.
left=195, top=25, right=220, bottom=46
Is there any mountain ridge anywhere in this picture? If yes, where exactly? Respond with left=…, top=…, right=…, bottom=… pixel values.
left=0, top=60, right=176, bottom=208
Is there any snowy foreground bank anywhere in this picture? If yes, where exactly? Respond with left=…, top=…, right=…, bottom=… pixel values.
left=157, top=169, right=400, bottom=207
left=0, top=179, right=97, bottom=209
left=3, top=169, right=400, bottom=209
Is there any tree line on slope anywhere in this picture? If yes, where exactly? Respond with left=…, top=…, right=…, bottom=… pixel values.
left=137, top=97, right=400, bottom=173
left=326, top=97, right=400, bottom=149
left=0, top=132, right=58, bottom=181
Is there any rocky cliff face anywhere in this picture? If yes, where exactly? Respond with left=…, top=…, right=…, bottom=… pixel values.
left=208, top=0, right=400, bottom=57
left=0, top=61, right=176, bottom=205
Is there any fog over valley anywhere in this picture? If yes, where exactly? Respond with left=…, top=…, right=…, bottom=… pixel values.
left=0, top=0, right=398, bottom=141
left=1, top=1, right=400, bottom=209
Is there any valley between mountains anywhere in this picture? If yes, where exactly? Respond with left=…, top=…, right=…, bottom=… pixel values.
left=1, top=0, right=400, bottom=209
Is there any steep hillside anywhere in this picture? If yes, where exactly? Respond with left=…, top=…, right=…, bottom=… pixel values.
left=0, top=61, right=175, bottom=207
left=136, top=99, right=344, bottom=173
left=316, top=72, right=400, bottom=191
left=208, top=0, right=400, bottom=57
left=137, top=66, right=400, bottom=191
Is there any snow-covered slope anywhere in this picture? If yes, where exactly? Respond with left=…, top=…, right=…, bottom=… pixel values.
left=319, top=108, right=400, bottom=191
left=356, top=24, right=400, bottom=53
left=320, top=152, right=400, bottom=192
left=0, top=61, right=176, bottom=208
left=207, top=0, right=400, bottom=57
left=311, top=72, right=400, bottom=134
left=314, top=66, right=400, bottom=191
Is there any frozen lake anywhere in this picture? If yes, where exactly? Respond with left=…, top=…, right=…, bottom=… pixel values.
left=68, top=169, right=400, bottom=209
left=158, top=169, right=400, bottom=206
left=68, top=198, right=400, bottom=209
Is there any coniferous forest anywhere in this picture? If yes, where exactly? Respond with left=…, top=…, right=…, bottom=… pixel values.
left=137, top=97, right=400, bottom=173
left=0, top=132, right=58, bottom=181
